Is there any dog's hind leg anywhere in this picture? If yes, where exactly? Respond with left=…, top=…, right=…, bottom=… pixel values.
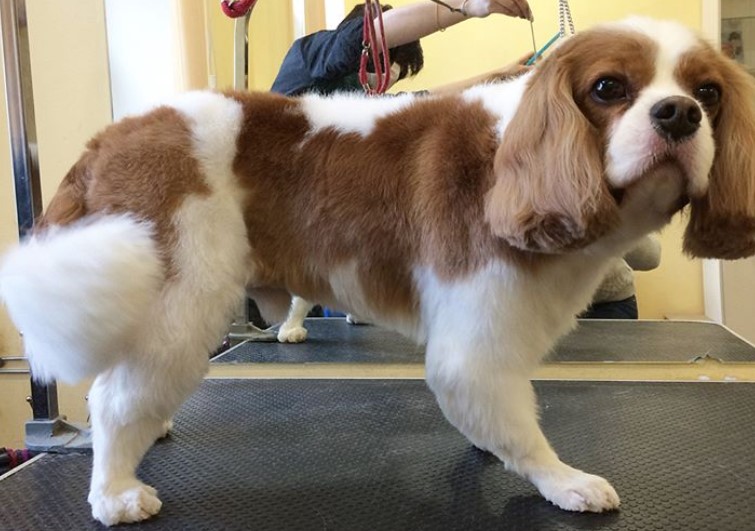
left=85, top=176, right=251, bottom=524
left=277, top=296, right=313, bottom=343
left=86, top=325, right=220, bottom=525
left=87, top=364, right=184, bottom=526
left=87, top=259, right=248, bottom=525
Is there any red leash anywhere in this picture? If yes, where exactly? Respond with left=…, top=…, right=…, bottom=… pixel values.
left=359, top=0, right=391, bottom=95
left=220, top=0, right=258, bottom=18
left=223, top=0, right=389, bottom=94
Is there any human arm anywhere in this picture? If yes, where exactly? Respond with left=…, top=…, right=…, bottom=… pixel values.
left=429, top=53, right=532, bottom=95
left=377, top=0, right=533, bottom=49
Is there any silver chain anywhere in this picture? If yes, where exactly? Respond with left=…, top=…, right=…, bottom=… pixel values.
left=558, top=0, right=575, bottom=37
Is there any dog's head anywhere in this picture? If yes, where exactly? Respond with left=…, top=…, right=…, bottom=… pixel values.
left=485, top=17, right=755, bottom=258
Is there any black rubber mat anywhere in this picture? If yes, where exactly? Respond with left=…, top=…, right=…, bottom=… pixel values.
left=213, top=318, right=755, bottom=364
left=555, top=320, right=755, bottom=363
left=1, top=379, right=754, bottom=530
left=214, top=318, right=424, bottom=364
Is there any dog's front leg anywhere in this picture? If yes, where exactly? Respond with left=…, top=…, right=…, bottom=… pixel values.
left=425, top=333, right=620, bottom=513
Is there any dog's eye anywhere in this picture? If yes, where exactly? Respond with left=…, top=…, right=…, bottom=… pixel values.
left=694, top=83, right=721, bottom=107
left=591, top=77, right=628, bottom=103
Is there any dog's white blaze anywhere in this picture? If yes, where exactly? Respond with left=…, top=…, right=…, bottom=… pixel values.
left=615, top=17, right=701, bottom=65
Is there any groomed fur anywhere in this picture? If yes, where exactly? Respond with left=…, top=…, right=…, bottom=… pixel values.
left=0, top=17, right=754, bottom=527
left=0, top=216, right=162, bottom=384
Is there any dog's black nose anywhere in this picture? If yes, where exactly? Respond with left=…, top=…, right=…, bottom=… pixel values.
left=650, top=96, right=702, bottom=141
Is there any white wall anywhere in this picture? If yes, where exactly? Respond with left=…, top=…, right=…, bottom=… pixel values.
left=104, top=0, right=182, bottom=119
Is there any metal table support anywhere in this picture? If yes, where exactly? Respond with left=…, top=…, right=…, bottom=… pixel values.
left=1, top=0, right=89, bottom=451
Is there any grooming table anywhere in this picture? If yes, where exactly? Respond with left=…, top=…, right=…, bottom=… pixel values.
left=1, top=379, right=754, bottom=530
left=213, top=318, right=755, bottom=364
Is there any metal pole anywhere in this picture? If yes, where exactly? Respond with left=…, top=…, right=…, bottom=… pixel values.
left=1, top=0, right=60, bottom=422
left=232, top=12, right=251, bottom=90
left=1, top=0, right=41, bottom=232
left=227, top=6, right=276, bottom=344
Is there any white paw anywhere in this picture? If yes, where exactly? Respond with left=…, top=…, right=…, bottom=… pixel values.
left=346, top=314, right=368, bottom=325
left=89, top=482, right=162, bottom=526
left=533, top=467, right=620, bottom=513
left=277, top=326, right=308, bottom=343
left=159, top=419, right=173, bottom=439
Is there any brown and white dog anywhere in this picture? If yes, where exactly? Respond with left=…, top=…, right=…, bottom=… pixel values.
left=2, top=17, right=755, bottom=526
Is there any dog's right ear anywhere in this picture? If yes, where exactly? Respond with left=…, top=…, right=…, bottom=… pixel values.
left=485, top=53, right=619, bottom=253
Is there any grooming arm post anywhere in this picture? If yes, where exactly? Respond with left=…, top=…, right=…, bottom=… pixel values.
left=224, top=1, right=276, bottom=343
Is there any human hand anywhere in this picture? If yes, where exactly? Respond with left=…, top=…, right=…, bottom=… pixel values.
left=462, top=0, right=533, bottom=21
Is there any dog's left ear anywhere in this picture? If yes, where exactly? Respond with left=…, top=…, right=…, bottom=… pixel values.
left=684, top=56, right=755, bottom=259
left=485, top=52, right=619, bottom=253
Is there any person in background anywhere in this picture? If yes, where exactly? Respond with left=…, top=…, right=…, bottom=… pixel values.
left=271, top=0, right=533, bottom=96
left=581, top=235, right=662, bottom=320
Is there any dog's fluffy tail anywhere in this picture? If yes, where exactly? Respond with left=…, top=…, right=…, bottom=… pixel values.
left=0, top=215, right=163, bottom=384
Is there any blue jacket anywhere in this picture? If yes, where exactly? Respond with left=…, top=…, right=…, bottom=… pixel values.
left=271, top=17, right=366, bottom=96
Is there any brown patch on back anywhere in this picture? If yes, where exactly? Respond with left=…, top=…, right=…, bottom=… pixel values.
left=229, top=91, right=527, bottom=320
left=39, top=106, right=210, bottom=271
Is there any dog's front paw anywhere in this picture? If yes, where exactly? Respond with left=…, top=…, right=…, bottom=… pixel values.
left=533, top=466, right=620, bottom=513
left=89, top=482, right=162, bottom=526
left=277, top=325, right=308, bottom=343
